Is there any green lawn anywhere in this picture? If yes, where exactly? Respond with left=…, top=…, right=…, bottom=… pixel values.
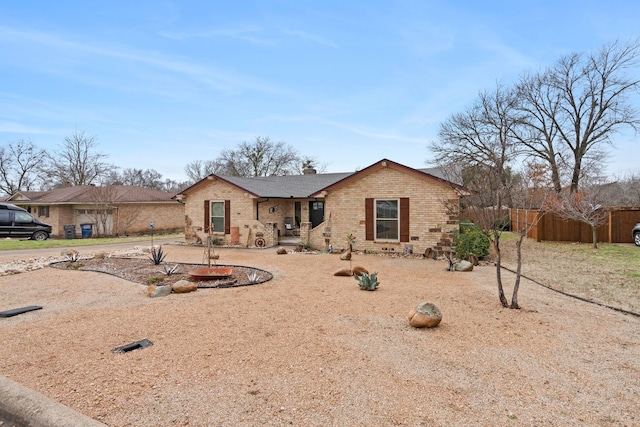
left=0, top=233, right=184, bottom=251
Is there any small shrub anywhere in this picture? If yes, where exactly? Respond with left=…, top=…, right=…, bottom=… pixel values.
left=149, top=245, right=167, bottom=265
left=93, top=252, right=107, bottom=260
left=355, top=272, right=379, bottom=291
left=455, top=225, right=490, bottom=260
left=145, top=277, right=164, bottom=285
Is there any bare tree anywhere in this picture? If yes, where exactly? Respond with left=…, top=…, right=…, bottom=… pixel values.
left=518, top=40, right=640, bottom=193
left=183, top=160, right=222, bottom=182
left=430, top=83, right=529, bottom=309
left=103, top=168, right=164, bottom=190
left=113, top=204, right=142, bottom=236
left=544, top=186, right=611, bottom=249
left=215, top=136, right=300, bottom=177
left=297, top=157, right=328, bottom=174
left=45, top=131, right=115, bottom=188
left=0, top=140, right=47, bottom=195
left=162, top=178, right=191, bottom=194
left=85, top=185, right=119, bottom=237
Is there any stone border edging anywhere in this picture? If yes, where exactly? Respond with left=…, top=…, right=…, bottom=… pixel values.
left=0, top=374, right=107, bottom=427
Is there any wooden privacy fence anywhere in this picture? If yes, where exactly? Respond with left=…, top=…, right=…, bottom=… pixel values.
left=510, top=208, right=640, bottom=244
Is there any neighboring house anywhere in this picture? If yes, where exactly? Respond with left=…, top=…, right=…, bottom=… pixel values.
left=6, top=185, right=183, bottom=238
left=176, top=159, right=466, bottom=254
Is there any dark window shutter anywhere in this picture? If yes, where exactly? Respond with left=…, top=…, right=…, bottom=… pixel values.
left=224, top=200, right=231, bottom=234
left=365, top=198, right=374, bottom=240
left=400, top=198, right=410, bottom=242
left=204, top=200, right=210, bottom=233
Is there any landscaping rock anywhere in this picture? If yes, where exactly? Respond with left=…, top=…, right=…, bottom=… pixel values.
left=453, top=260, right=473, bottom=272
left=276, top=247, right=288, bottom=255
left=172, top=280, right=198, bottom=293
left=352, top=266, right=369, bottom=277
left=340, top=251, right=352, bottom=261
left=147, top=285, right=172, bottom=298
left=334, top=268, right=352, bottom=276
left=408, top=302, right=442, bottom=328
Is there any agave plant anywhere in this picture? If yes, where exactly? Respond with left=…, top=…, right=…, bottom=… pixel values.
left=355, top=272, right=379, bottom=291
left=160, top=263, right=179, bottom=275
left=149, top=245, right=167, bottom=265
left=64, top=250, right=80, bottom=262
left=246, top=269, right=262, bottom=284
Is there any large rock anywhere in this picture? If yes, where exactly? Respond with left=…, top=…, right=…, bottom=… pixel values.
left=334, top=268, right=352, bottom=276
left=147, top=285, right=172, bottom=298
left=408, top=302, right=442, bottom=328
left=452, top=260, right=473, bottom=272
left=352, top=266, right=369, bottom=277
left=172, top=280, right=198, bottom=294
left=276, top=247, right=288, bottom=255
left=340, top=250, right=352, bottom=261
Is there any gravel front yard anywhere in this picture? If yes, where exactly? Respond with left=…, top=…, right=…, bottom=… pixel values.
left=0, top=243, right=638, bottom=426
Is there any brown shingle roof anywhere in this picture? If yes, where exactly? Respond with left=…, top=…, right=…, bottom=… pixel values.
left=12, top=185, right=177, bottom=204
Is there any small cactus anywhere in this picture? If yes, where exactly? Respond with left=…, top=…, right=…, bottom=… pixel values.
left=355, top=272, right=379, bottom=291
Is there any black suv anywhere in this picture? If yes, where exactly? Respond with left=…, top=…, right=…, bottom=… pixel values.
left=633, top=223, right=640, bottom=246
left=0, top=203, right=52, bottom=240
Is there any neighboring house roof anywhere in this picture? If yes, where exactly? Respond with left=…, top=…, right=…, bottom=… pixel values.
left=8, top=185, right=178, bottom=204
left=177, top=159, right=462, bottom=199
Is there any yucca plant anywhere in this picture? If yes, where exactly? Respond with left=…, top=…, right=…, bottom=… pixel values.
left=355, top=272, right=379, bottom=291
left=149, top=245, right=167, bottom=265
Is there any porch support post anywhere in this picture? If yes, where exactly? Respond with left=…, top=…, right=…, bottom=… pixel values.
left=300, top=222, right=311, bottom=246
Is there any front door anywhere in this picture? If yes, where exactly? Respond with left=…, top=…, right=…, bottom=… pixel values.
left=309, top=201, right=324, bottom=229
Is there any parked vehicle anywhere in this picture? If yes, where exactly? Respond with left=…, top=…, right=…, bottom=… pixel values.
left=633, top=223, right=640, bottom=246
left=0, top=202, right=52, bottom=240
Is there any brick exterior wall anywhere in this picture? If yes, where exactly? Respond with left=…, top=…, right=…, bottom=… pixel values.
left=182, top=178, right=275, bottom=246
left=38, top=203, right=182, bottom=238
left=182, top=164, right=460, bottom=252
left=308, top=165, right=459, bottom=254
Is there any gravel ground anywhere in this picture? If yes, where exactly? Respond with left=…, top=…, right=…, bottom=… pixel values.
left=0, top=243, right=639, bottom=426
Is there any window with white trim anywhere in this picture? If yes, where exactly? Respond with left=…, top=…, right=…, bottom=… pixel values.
left=210, top=201, right=225, bottom=233
left=375, top=199, right=399, bottom=240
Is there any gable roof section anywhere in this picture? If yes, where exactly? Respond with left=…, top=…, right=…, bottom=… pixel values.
left=309, top=159, right=465, bottom=196
left=177, top=159, right=463, bottom=199
left=9, top=185, right=177, bottom=204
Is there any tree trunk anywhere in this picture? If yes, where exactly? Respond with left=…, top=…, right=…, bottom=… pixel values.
left=510, top=231, right=526, bottom=309
left=591, top=225, right=598, bottom=249
left=493, top=235, right=508, bottom=307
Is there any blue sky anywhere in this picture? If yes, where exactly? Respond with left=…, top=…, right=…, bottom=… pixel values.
left=0, top=1, right=638, bottom=182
